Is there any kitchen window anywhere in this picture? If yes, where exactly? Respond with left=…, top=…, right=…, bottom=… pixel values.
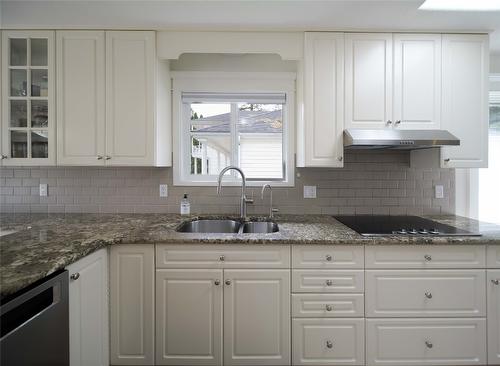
left=172, top=73, right=295, bottom=186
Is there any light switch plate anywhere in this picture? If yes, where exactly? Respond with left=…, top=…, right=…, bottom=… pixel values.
left=39, top=183, right=48, bottom=197
left=159, top=184, right=168, bottom=197
left=303, top=185, right=317, bottom=199
left=435, top=185, right=444, bottom=199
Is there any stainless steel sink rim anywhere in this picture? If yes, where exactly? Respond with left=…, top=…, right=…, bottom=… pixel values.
left=176, top=219, right=279, bottom=234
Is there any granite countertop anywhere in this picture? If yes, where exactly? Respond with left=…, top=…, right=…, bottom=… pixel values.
left=1, top=213, right=500, bottom=299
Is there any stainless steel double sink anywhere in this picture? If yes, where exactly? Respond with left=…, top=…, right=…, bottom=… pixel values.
left=177, top=219, right=279, bottom=234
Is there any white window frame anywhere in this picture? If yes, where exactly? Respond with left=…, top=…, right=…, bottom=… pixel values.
left=172, top=71, right=295, bottom=186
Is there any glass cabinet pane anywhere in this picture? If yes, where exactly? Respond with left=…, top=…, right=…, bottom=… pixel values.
left=10, top=100, right=28, bottom=127
left=10, top=39, right=27, bottom=66
left=31, top=69, right=48, bottom=97
left=31, top=39, right=48, bottom=66
left=31, top=100, right=48, bottom=127
left=11, top=131, right=28, bottom=158
left=31, top=131, right=48, bottom=158
left=10, top=69, right=27, bottom=96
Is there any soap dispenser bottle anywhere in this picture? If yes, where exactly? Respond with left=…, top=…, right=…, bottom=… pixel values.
left=180, top=193, right=191, bottom=215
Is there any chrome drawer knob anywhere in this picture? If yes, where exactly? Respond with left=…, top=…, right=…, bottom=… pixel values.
left=337, top=156, right=343, bottom=161
left=325, top=254, right=332, bottom=262
left=424, top=254, right=432, bottom=261
left=96, top=155, right=103, bottom=160
left=425, top=341, right=433, bottom=349
left=326, top=340, right=333, bottom=349
left=214, top=280, right=220, bottom=286
left=225, top=279, right=231, bottom=286
left=1, top=154, right=7, bottom=160
left=70, top=273, right=80, bottom=281
left=219, top=255, right=225, bottom=261
left=386, top=120, right=393, bottom=125
left=105, top=156, right=111, bottom=160
left=425, top=292, right=433, bottom=299
left=492, top=279, right=500, bottom=285
left=325, top=304, right=333, bottom=311
left=325, top=279, right=333, bottom=286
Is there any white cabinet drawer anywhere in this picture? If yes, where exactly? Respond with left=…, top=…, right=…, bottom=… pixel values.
left=365, top=270, right=486, bottom=317
left=155, top=244, right=290, bottom=269
left=293, top=318, right=365, bottom=365
left=366, top=318, right=487, bottom=365
left=292, top=294, right=364, bottom=318
left=292, top=270, right=364, bottom=293
left=292, top=245, right=364, bottom=269
left=365, top=245, right=486, bottom=269
left=488, top=245, right=500, bottom=268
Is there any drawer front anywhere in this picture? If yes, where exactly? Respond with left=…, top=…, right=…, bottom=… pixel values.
left=293, top=318, right=365, bottom=365
left=365, top=245, right=486, bottom=269
left=155, top=244, right=290, bottom=269
left=292, top=270, right=364, bottom=293
left=366, top=318, right=487, bottom=365
left=292, top=245, right=364, bottom=269
left=292, top=294, right=364, bottom=318
left=365, top=270, right=486, bottom=317
left=488, top=245, right=500, bottom=268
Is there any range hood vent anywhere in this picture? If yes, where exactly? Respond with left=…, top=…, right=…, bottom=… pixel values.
left=343, top=129, right=460, bottom=150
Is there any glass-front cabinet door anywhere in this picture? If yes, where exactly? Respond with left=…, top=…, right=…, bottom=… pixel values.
left=1, top=31, right=55, bottom=165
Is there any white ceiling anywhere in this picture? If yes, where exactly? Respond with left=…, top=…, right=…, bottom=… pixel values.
left=1, top=0, right=500, bottom=54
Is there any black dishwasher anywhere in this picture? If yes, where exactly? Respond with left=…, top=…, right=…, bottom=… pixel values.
left=0, top=270, right=69, bottom=366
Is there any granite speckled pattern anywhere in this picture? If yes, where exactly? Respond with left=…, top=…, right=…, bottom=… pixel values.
left=1, top=213, right=499, bottom=299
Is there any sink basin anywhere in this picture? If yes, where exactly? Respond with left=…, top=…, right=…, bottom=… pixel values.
left=242, top=221, right=279, bottom=233
left=177, top=219, right=241, bottom=233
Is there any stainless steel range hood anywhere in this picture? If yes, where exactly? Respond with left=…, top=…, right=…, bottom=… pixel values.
left=343, top=129, right=460, bottom=150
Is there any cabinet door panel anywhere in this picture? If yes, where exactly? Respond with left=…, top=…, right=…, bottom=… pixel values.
left=488, top=245, right=500, bottom=268
left=105, top=31, right=155, bottom=166
left=224, top=269, right=290, bottom=365
left=67, top=248, right=108, bottom=366
left=366, top=318, right=487, bottom=365
left=393, top=34, right=441, bottom=129
left=110, top=244, right=155, bottom=365
left=365, top=270, right=486, bottom=317
left=304, top=32, right=344, bottom=167
left=441, top=34, right=488, bottom=168
left=56, top=31, right=105, bottom=165
left=156, top=269, right=223, bottom=366
left=345, top=33, right=393, bottom=129
left=488, top=270, right=500, bottom=365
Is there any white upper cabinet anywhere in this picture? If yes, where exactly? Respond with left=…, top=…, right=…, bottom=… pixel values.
left=57, top=31, right=105, bottom=165
left=441, top=34, right=489, bottom=168
left=393, top=34, right=441, bottom=130
left=345, top=33, right=393, bottom=130
left=105, top=31, right=155, bottom=166
left=303, top=32, right=344, bottom=167
left=1, top=30, right=55, bottom=165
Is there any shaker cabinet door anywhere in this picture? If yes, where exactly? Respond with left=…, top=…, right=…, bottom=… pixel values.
left=488, top=270, right=500, bottom=365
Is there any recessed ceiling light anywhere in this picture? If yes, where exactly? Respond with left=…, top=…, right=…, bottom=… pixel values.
left=419, top=0, right=500, bottom=11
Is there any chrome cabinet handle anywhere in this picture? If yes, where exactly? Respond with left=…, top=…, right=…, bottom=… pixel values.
left=325, top=254, right=332, bottom=262
left=425, top=341, right=433, bottom=349
left=96, top=155, right=103, bottom=160
left=225, top=279, right=231, bottom=286
left=425, top=291, right=433, bottom=299
left=386, top=120, right=393, bottom=125
left=325, top=304, right=333, bottom=311
left=0, top=155, right=7, bottom=160
left=395, top=120, right=401, bottom=125
left=337, top=156, right=343, bottom=161
left=326, top=340, right=333, bottom=349
left=214, top=279, right=220, bottom=286
left=70, top=273, right=80, bottom=281
left=219, top=255, right=225, bottom=261
left=492, top=279, right=500, bottom=285
left=424, top=254, right=432, bottom=261
left=105, top=156, right=111, bottom=160
left=444, top=158, right=450, bottom=162
left=325, top=279, right=333, bottom=286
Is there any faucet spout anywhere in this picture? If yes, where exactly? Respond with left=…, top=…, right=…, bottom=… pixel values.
left=217, top=166, right=253, bottom=221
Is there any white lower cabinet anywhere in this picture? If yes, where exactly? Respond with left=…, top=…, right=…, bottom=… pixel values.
left=110, top=244, right=155, bottom=365
left=155, top=269, right=223, bottom=366
left=366, top=318, right=487, bottom=365
left=67, top=248, right=108, bottom=366
left=488, top=270, right=500, bottom=365
left=292, top=318, right=364, bottom=365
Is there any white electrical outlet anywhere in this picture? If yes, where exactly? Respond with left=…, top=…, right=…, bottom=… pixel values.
left=39, top=183, right=48, bottom=197
left=435, top=185, right=444, bottom=199
left=159, top=184, right=168, bottom=197
left=303, top=185, right=317, bottom=199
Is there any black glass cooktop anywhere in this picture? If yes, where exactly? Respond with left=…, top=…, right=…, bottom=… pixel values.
left=333, top=215, right=481, bottom=237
